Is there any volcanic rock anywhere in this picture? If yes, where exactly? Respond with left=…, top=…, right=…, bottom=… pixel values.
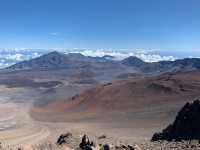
left=57, top=132, right=73, bottom=145
left=152, top=99, right=200, bottom=141
left=79, top=134, right=94, bottom=150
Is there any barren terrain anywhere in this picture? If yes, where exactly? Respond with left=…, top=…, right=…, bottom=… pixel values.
left=1, top=63, right=200, bottom=149
left=31, top=71, right=200, bottom=144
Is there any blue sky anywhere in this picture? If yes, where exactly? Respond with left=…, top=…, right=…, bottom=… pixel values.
left=0, top=0, right=200, bottom=51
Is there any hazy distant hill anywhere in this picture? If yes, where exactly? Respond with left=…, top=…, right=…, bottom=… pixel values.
left=122, top=56, right=200, bottom=74
left=121, top=56, right=146, bottom=67
left=1, top=51, right=131, bottom=87
left=5, top=51, right=200, bottom=75
left=6, top=51, right=116, bottom=70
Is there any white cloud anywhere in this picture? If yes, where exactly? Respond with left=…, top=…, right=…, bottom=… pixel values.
left=0, top=48, right=178, bottom=68
left=5, top=53, right=24, bottom=61
left=66, top=49, right=177, bottom=62
left=0, top=49, right=44, bottom=68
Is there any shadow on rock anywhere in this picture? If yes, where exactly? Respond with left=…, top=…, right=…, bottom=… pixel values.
left=152, top=99, right=200, bottom=141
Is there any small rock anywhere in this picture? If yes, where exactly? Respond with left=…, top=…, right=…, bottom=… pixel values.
left=57, top=132, right=73, bottom=145
left=98, top=135, right=107, bottom=140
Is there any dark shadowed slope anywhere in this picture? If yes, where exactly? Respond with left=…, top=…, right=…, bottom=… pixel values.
left=152, top=99, right=200, bottom=141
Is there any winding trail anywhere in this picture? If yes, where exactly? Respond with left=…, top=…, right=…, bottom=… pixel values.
left=0, top=103, right=53, bottom=147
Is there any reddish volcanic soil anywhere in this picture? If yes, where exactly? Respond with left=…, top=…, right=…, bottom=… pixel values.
left=31, top=71, right=200, bottom=140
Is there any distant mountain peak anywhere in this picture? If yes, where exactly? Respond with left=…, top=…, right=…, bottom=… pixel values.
left=6, top=51, right=68, bottom=70
left=46, top=51, right=62, bottom=55
left=5, top=51, right=200, bottom=75
left=5, top=51, right=117, bottom=71
left=42, top=51, right=66, bottom=58
left=122, top=56, right=146, bottom=66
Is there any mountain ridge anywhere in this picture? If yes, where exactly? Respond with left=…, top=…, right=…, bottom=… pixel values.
left=4, top=51, right=200, bottom=75
left=6, top=51, right=115, bottom=71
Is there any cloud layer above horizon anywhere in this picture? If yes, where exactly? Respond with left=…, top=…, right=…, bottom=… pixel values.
left=0, top=49, right=178, bottom=68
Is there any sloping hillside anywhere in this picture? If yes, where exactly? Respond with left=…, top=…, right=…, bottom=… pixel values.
left=31, top=71, right=200, bottom=123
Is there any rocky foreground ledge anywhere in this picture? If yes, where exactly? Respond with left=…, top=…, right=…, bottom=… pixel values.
left=152, top=99, right=200, bottom=141
left=55, top=132, right=200, bottom=150
left=140, top=140, right=200, bottom=150
left=1, top=134, right=200, bottom=150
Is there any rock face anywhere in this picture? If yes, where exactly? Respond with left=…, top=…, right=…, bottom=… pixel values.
left=57, top=132, right=73, bottom=145
left=152, top=99, right=200, bottom=141
left=79, top=135, right=94, bottom=150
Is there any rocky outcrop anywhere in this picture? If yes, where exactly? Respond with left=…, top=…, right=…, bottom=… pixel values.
left=57, top=132, right=73, bottom=145
left=152, top=99, right=200, bottom=141
left=79, top=135, right=94, bottom=150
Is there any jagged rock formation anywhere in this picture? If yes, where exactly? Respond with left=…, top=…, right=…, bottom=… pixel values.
left=57, top=132, right=73, bottom=145
left=152, top=99, right=200, bottom=141
left=79, top=134, right=94, bottom=150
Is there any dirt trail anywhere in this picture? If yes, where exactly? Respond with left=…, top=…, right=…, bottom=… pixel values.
left=0, top=103, right=52, bottom=147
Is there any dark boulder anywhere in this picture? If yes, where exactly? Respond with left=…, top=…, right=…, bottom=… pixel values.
left=98, top=134, right=107, bottom=139
left=103, top=144, right=110, bottom=150
left=115, top=144, right=135, bottom=150
left=57, top=132, right=73, bottom=145
left=79, top=134, right=94, bottom=150
left=152, top=99, right=200, bottom=141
